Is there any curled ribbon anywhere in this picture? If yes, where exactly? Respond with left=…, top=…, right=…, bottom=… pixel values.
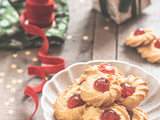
left=19, top=0, right=66, bottom=119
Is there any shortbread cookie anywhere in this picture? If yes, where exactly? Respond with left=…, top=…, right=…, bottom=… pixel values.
left=74, top=74, right=87, bottom=85
left=52, top=85, right=86, bottom=120
left=126, top=28, right=156, bottom=47
left=127, top=107, right=148, bottom=120
left=117, top=75, right=149, bottom=110
left=85, top=64, right=123, bottom=78
left=137, top=39, right=160, bottom=63
left=82, top=104, right=130, bottom=120
left=80, top=74, right=121, bottom=107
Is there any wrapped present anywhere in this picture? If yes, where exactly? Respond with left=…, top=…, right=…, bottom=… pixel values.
left=93, top=0, right=151, bottom=24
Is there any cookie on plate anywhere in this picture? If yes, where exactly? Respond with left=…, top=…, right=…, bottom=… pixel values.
left=85, top=64, right=124, bottom=78
left=137, top=38, right=160, bottom=63
left=52, top=85, right=86, bottom=120
left=80, top=74, right=121, bottom=107
left=116, top=75, right=149, bottom=110
left=74, top=74, right=87, bottom=85
left=126, top=28, right=156, bottom=47
left=82, top=103, right=130, bottom=120
left=127, top=107, right=148, bottom=120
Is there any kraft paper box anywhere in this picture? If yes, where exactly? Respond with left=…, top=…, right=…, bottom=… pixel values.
left=93, top=0, right=151, bottom=24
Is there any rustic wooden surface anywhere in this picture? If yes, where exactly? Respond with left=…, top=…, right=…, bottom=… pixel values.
left=0, top=0, right=160, bottom=119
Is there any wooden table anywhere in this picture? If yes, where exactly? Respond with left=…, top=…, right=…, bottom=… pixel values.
left=0, top=0, right=160, bottom=119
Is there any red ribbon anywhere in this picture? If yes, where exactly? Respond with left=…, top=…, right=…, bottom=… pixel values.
left=19, top=0, right=65, bottom=119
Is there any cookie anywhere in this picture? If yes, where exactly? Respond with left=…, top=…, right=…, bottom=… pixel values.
left=52, top=85, right=86, bottom=120
left=127, top=107, right=148, bottom=120
left=137, top=39, right=160, bottom=63
left=117, top=75, right=149, bottom=110
left=80, top=74, right=121, bottom=107
left=74, top=74, right=87, bottom=85
left=85, top=64, right=124, bottom=78
left=126, top=28, right=156, bottom=47
left=82, top=103, right=130, bottom=120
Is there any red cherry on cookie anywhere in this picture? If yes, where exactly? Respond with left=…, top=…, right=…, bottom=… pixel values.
left=134, top=28, right=145, bottom=36
left=67, top=94, right=85, bottom=109
left=120, top=83, right=135, bottom=98
left=98, top=64, right=115, bottom=75
left=154, top=39, right=160, bottom=49
left=93, top=78, right=110, bottom=92
left=101, top=109, right=120, bottom=120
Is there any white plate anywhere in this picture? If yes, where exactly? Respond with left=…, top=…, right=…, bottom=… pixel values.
left=41, top=60, right=160, bottom=120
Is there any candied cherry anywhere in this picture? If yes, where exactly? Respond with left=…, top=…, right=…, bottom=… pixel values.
left=120, top=83, right=135, bottom=98
left=78, top=80, right=86, bottom=85
left=127, top=110, right=133, bottom=120
left=134, top=28, right=145, bottom=36
left=154, top=39, right=160, bottom=49
left=93, top=78, right=110, bottom=92
left=98, top=64, right=115, bottom=75
left=101, top=109, right=120, bottom=120
left=67, top=94, right=85, bottom=109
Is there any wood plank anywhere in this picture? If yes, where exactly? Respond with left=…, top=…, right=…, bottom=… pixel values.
left=93, top=12, right=117, bottom=60
left=48, top=0, right=94, bottom=66
left=117, top=0, right=160, bottom=79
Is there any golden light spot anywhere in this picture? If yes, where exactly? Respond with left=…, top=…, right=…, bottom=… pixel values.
left=83, top=36, right=89, bottom=40
left=12, top=53, right=18, bottom=58
left=80, top=0, right=85, bottom=3
left=104, top=26, right=110, bottom=30
left=0, top=72, right=5, bottom=77
left=6, top=84, right=11, bottom=89
left=4, top=101, right=10, bottom=106
left=11, top=80, right=17, bottom=84
left=32, top=57, right=38, bottom=62
left=17, top=79, right=23, bottom=84
left=10, top=87, right=16, bottom=93
left=11, top=64, right=17, bottom=69
left=17, top=69, right=23, bottom=74
left=9, top=98, right=15, bottom=103
left=25, top=51, right=31, bottom=56
left=66, top=35, right=72, bottom=40
left=0, top=78, right=3, bottom=83
left=8, top=109, right=14, bottom=115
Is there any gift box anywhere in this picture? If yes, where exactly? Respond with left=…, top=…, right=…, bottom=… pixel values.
left=93, top=0, right=151, bottom=24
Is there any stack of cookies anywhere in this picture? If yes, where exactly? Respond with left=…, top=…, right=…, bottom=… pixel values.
left=126, top=28, right=160, bottom=63
left=52, top=64, right=149, bottom=120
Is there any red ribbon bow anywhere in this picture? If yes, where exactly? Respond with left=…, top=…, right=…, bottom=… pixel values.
left=19, top=0, right=65, bottom=119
